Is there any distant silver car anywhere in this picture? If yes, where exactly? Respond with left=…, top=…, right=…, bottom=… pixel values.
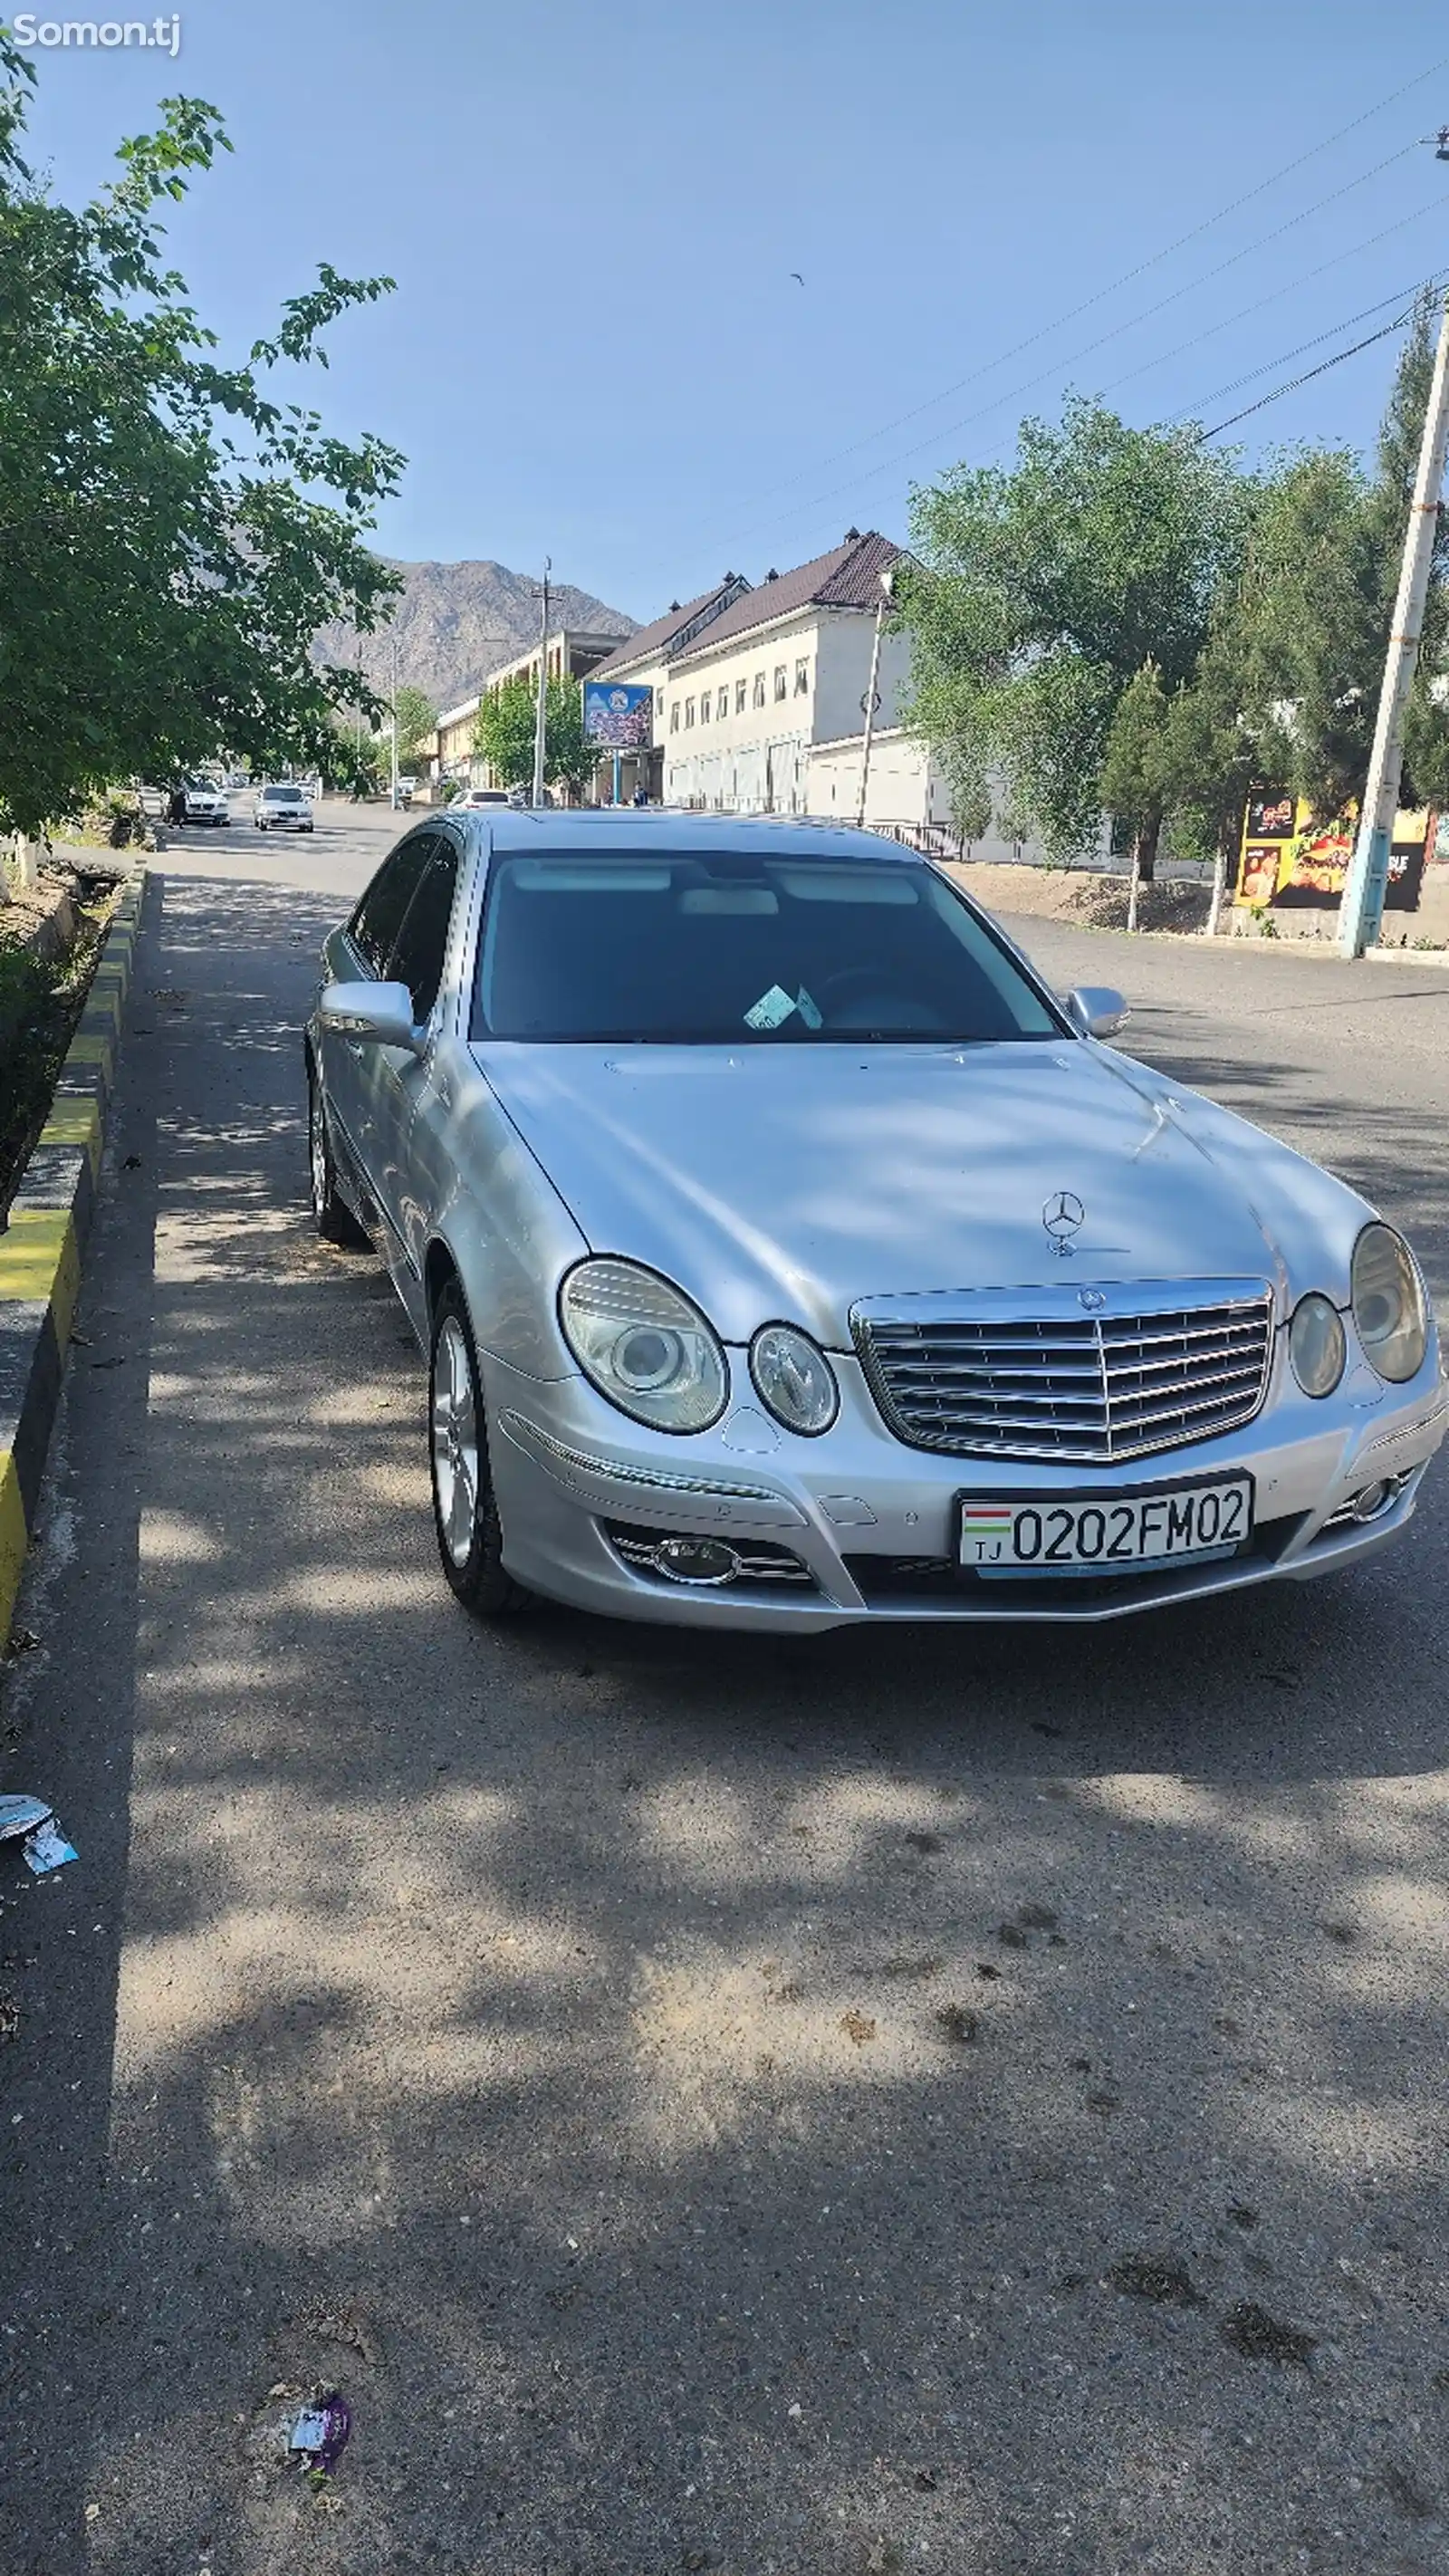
left=305, top=812, right=1446, bottom=1630
left=255, top=783, right=314, bottom=832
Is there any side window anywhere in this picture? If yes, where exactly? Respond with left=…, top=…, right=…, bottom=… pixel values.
left=350, top=834, right=437, bottom=976
left=386, top=839, right=461, bottom=1024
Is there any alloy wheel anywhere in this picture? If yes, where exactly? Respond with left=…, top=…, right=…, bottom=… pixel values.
left=432, top=1314, right=480, bottom=1567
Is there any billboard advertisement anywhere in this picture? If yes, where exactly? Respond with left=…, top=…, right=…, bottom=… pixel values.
left=583, top=680, right=653, bottom=748
left=1235, top=793, right=1436, bottom=914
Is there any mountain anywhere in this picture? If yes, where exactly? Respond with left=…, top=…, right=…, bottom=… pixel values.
left=315, top=559, right=639, bottom=712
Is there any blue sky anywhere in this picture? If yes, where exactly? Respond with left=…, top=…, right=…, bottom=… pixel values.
left=14, top=0, right=1449, bottom=624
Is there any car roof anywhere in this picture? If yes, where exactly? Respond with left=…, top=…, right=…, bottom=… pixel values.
left=457, top=808, right=918, bottom=861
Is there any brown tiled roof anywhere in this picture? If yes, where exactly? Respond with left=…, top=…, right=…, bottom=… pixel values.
left=588, top=580, right=748, bottom=680
left=671, top=533, right=900, bottom=663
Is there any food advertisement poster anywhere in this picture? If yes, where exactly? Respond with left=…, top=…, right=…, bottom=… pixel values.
left=1234, top=795, right=1437, bottom=912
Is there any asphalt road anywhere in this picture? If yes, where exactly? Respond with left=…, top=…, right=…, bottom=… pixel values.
left=4, top=809, right=1449, bottom=2576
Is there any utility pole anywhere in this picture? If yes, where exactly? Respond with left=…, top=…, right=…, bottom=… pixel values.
left=1339, top=285, right=1449, bottom=956
left=531, top=558, right=552, bottom=808
left=389, top=631, right=400, bottom=812
left=856, top=568, right=894, bottom=830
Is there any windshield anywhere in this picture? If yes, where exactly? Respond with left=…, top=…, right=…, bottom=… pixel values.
left=471, top=849, right=1063, bottom=1044
left=264, top=785, right=301, bottom=800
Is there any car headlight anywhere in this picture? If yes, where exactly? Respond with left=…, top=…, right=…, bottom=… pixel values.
left=750, top=1323, right=839, bottom=1435
left=1289, top=1293, right=1346, bottom=1398
left=559, top=1258, right=728, bottom=1433
left=1351, top=1224, right=1428, bottom=1384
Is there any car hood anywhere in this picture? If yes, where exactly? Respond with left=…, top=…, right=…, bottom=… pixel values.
left=474, top=1040, right=1368, bottom=1349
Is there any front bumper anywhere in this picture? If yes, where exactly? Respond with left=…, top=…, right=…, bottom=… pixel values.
left=483, top=1347, right=1449, bottom=1632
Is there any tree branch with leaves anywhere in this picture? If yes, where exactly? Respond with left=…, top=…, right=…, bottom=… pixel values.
left=0, top=34, right=406, bottom=832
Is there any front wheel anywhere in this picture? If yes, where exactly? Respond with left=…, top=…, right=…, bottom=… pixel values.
left=308, top=1067, right=365, bottom=1247
left=430, top=1283, right=523, bottom=1618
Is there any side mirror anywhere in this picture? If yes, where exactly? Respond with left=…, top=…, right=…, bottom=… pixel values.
left=1066, top=985, right=1129, bottom=1040
left=317, top=979, right=422, bottom=1053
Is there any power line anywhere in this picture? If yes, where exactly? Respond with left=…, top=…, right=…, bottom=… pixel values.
left=695, top=53, right=1449, bottom=547
left=729, top=186, right=1449, bottom=544
left=1177, top=275, right=1444, bottom=423
left=1080, top=245, right=1438, bottom=418
left=1197, top=309, right=1432, bottom=442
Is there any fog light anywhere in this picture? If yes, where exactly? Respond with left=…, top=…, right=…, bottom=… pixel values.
left=1348, top=1476, right=1402, bottom=1523
left=652, top=1535, right=740, bottom=1586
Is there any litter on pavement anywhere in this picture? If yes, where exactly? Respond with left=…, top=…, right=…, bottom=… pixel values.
left=288, top=2392, right=351, bottom=2475
left=0, top=1795, right=53, bottom=1842
left=22, top=1819, right=77, bottom=1875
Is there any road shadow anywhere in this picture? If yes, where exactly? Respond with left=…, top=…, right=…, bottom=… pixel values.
left=4, top=870, right=1448, bottom=2576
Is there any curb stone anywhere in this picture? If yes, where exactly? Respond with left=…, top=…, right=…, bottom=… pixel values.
left=0, top=868, right=145, bottom=1650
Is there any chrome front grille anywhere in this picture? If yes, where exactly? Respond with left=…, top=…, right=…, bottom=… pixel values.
left=855, top=1285, right=1274, bottom=1465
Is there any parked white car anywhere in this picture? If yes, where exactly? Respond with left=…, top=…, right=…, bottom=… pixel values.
left=254, top=783, right=314, bottom=833
left=453, top=787, right=511, bottom=810
left=181, top=780, right=228, bottom=826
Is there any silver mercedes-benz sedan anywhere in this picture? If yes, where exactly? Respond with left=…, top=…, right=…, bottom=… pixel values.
left=304, top=811, right=1446, bottom=1631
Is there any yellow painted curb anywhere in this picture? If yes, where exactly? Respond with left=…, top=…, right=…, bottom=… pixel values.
left=0, top=1455, right=27, bottom=1631
left=39, top=1094, right=103, bottom=1178
left=0, top=868, right=145, bottom=1650
left=0, top=1209, right=81, bottom=1343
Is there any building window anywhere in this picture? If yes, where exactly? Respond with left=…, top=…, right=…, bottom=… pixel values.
left=735, top=678, right=747, bottom=715
left=670, top=702, right=679, bottom=735
left=657, top=689, right=666, bottom=719
left=753, top=673, right=766, bottom=709
left=716, top=687, right=728, bottom=721
left=795, top=658, right=810, bottom=695
left=773, top=666, right=787, bottom=702
left=699, top=691, right=710, bottom=724
left=685, top=697, right=695, bottom=728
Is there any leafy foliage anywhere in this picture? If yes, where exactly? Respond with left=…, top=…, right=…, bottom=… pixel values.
left=900, top=308, right=1449, bottom=874
left=0, top=34, right=406, bottom=832
left=472, top=675, right=595, bottom=793
left=391, top=687, right=437, bottom=772
left=899, top=400, right=1250, bottom=860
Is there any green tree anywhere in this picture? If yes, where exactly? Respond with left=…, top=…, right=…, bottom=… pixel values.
left=473, top=675, right=595, bottom=795
left=0, top=36, right=404, bottom=833
left=391, top=686, right=437, bottom=773
left=1099, top=662, right=1174, bottom=929
left=1212, top=299, right=1449, bottom=820
left=899, top=399, right=1250, bottom=865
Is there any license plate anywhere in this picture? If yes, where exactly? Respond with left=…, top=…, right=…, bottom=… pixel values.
left=960, top=1475, right=1253, bottom=1577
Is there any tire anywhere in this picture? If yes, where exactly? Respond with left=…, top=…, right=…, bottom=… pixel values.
left=429, top=1281, right=523, bottom=1618
left=308, top=1065, right=366, bottom=1247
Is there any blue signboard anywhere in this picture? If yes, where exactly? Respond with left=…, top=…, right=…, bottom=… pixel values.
left=583, top=680, right=653, bottom=748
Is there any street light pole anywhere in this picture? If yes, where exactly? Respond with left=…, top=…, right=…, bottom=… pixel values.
left=1339, top=286, right=1449, bottom=956
left=856, top=569, right=894, bottom=830
left=389, top=633, right=399, bottom=812
left=531, top=558, right=552, bottom=808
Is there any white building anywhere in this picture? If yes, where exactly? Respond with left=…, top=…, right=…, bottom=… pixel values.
left=662, top=532, right=945, bottom=829
left=581, top=575, right=752, bottom=800
left=430, top=625, right=631, bottom=792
